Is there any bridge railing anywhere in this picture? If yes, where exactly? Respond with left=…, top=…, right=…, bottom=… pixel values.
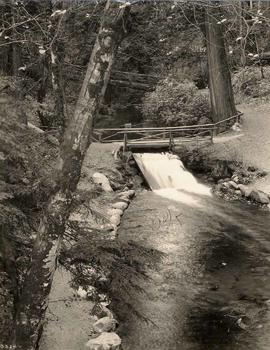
left=92, top=112, right=243, bottom=149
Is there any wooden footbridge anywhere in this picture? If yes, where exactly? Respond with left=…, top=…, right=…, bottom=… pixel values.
left=93, top=113, right=242, bottom=151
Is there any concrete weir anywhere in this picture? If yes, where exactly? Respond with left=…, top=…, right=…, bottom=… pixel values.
left=133, top=152, right=211, bottom=204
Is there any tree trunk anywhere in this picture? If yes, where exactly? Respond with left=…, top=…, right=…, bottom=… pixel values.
left=49, top=8, right=68, bottom=133
left=14, top=1, right=130, bottom=349
left=205, top=5, right=237, bottom=123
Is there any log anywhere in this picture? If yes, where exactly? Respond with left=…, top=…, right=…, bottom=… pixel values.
left=109, top=79, right=153, bottom=91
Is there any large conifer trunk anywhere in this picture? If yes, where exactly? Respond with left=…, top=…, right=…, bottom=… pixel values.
left=15, top=1, right=130, bottom=348
left=205, top=5, right=237, bottom=123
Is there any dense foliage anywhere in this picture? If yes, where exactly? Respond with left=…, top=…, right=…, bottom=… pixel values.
left=142, top=78, right=211, bottom=127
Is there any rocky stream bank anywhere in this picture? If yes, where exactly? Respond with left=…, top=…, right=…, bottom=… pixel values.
left=40, top=143, right=144, bottom=350
left=180, top=148, right=270, bottom=208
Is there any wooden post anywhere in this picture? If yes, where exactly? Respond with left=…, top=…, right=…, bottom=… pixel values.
left=210, top=129, right=214, bottom=144
left=123, top=132, right=127, bottom=152
left=169, top=131, right=173, bottom=150
left=98, top=132, right=102, bottom=143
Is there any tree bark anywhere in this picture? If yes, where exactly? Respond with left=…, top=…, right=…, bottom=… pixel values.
left=205, top=5, right=237, bottom=123
left=14, top=1, right=130, bottom=349
left=49, top=8, right=68, bottom=133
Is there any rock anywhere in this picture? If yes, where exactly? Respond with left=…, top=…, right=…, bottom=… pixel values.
left=228, top=180, right=239, bottom=189
left=76, top=286, right=88, bottom=299
left=250, top=190, right=270, bottom=204
left=91, top=304, right=114, bottom=319
left=222, top=182, right=230, bottom=189
left=47, top=134, right=60, bottom=146
left=235, top=190, right=242, bottom=196
left=126, top=181, right=134, bottom=189
left=238, top=184, right=252, bottom=197
left=216, top=184, right=223, bottom=192
left=92, top=173, right=113, bottom=192
left=107, top=208, right=123, bottom=217
left=118, top=199, right=130, bottom=206
left=118, top=196, right=130, bottom=204
left=93, top=317, right=117, bottom=334
left=231, top=175, right=239, bottom=183
left=110, top=181, right=122, bottom=191
left=120, top=190, right=135, bottom=199
left=112, top=202, right=128, bottom=211
left=77, top=286, right=99, bottom=301
left=86, top=332, right=121, bottom=350
left=87, top=286, right=99, bottom=301
left=110, top=215, right=121, bottom=226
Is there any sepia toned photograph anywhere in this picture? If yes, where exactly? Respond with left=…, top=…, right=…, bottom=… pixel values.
left=1, top=0, right=270, bottom=349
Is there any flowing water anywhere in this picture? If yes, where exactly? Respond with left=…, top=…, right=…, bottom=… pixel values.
left=115, top=153, right=270, bottom=350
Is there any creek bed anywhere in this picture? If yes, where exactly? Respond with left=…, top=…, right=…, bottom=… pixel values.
left=114, top=189, right=270, bottom=350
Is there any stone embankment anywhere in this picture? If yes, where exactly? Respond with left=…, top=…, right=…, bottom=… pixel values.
left=71, top=147, right=139, bottom=350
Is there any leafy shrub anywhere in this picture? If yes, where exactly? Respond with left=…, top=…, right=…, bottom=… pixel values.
left=141, top=78, right=210, bottom=127
left=233, top=66, right=270, bottom=102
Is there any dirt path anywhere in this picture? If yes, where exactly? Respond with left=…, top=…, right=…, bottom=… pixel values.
left=209, top=102, right=270, bottom=193
left=39, top=268, right=95, bottom=350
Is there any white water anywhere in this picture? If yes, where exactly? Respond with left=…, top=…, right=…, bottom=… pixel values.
left=133, top=153, right=211, bottom=206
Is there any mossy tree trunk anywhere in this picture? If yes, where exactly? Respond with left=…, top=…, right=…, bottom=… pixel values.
left=14, top=1, right=130, bottom=348
left=205, top=5, right=237, bottom=123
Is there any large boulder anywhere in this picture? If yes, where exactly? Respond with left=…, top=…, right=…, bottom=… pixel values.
left=93, top=317, right=117, bottom=334
left=107, top=208, right=123, bottom=217
left=112, top=202, right=128, bottom=211
left=249, top=190, right=270, bottom=204
left=92, top=173, right=113, bottom=192
left=85, top=332, right=121, bottom=350
left=110, top=215, right=121, bottom=227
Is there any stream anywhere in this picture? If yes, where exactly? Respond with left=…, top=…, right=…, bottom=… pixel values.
left=115, top=153, right=270, bottom=350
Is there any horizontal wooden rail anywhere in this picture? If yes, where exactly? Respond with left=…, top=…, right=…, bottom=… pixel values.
left=92, top=112, right=243, bottom=150
left=95, top=124, right=215, bottom=133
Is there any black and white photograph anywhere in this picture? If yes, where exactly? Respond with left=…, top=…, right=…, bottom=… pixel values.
left=1, top=0, right=270, bottom=349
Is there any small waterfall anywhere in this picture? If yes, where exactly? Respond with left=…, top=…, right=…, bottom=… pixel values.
left=133, top=153, right=211, bottom=205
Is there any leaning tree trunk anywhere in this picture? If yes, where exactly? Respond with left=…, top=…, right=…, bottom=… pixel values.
left=14, top=1, right=130, bottom=349
left=205, top=5, right=237, bottom=123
